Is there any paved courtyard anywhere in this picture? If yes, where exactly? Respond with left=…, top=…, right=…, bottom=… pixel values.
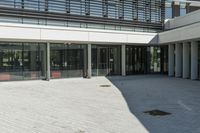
left=0, top=75, right=200, bottom=133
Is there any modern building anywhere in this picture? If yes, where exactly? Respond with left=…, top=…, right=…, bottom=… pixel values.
left=0, top=0, right=199, bottom=81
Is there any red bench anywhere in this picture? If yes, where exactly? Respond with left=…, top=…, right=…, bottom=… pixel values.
left=0, top=73, right=11, bottom=81
left=51, top=71, right=61, bottom=78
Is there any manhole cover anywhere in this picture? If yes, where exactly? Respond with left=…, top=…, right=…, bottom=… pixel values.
left=100, top=85, right=111, bottom=87
left=144, top=109, right=171, bottom=116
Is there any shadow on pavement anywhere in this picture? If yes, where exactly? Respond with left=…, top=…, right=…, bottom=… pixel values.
left=107, top=75, right=200, bottom=133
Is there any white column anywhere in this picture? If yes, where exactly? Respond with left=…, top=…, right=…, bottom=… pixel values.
left=182, top=42, right=190, bottom=78
left=175, top=43, right=182, bottom=77
left=168, top=44, right=175, bottom=76
left=46, top=43, right=50, bottom=81
left=121, top=44, right=126, bottom=76
left=87, top=44, right=92, bottom=78
left=191, top=41, right=198, bottom=80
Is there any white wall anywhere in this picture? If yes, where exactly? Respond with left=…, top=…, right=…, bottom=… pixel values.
left=0, top=22, right=158, bottom=45
left=159, top=22, right=200, bottom=44
left=165, top=9, right=200, bottom=30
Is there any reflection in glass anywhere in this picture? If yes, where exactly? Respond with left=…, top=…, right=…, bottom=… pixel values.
left=50, top=44, right=87, bottom=78
left=126, top=46, right=147, bottom=75
left=161, top=46, right=168, bottom=74
left=149, top=47, right=161, bottom=73
left=0, top=42, right=46, bottom=81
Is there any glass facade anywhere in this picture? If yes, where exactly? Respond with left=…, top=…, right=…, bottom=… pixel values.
left=92, top=45, right=121, bottom=76
left=0, top=42, right=46, bottom=81
left=0, top=0, right=165, bottom=33
left=0, top=42, right=171, bottom=81
left=126, top=45, right=168, bottom=75
left=50, top=44, right=87, bottom=79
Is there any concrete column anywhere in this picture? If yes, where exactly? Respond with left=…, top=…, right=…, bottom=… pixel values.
left=175, top=43, right=182, bottom=77
left=182, top=42, right=190, bottom=78
left=168, top=44, right=175, bottom=76
left=191, top=41, right=198, bottom=80
left=87, top=44, right=92, bottom=78
left=83, top=45, right=87, bottom=78
left=121, top=44, right=126, bottom=76
left=46, top=43, right=50, bottom=81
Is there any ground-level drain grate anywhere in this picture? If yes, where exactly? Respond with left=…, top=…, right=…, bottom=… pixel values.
left=100, top=85, right=111, bottom=87
left=144, top=109, right=171, bottom=116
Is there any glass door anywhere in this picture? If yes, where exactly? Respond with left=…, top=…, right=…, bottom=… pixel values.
left=109, top=46, right=121, bottom=75
left=50, top=44, right=87, bottom=79
left=92, top=45, right=121, bottom=76
left=97, top=46, right=108, bottom=76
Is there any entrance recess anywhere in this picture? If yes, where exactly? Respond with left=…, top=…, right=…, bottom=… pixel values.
left=92, top=45, right=121, bottom=76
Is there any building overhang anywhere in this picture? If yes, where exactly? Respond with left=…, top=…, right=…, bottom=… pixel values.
left=159, top=22, right=200, bottom=44
left=160, top=9, right=200, bottom=44
left=0, top=22, right=158, bottom=45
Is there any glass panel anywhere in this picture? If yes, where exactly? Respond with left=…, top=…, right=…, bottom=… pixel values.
left=0, top=42, right=46, bottom=81
left=0, top=43, right=23, bottom=81
left=23, top=43, right=46, bottom=80
left=126, top=46, right=147, bottom=75
left=160, top=46, right=168, bottom=74
left=149, top=46, right=161, bottom=73
left=50, top=44, right=87, bottom=79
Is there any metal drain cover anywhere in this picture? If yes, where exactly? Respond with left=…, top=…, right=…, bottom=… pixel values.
left=144, top=109, right=171, bottom=116
left=100, top=85, right=111, bottom=87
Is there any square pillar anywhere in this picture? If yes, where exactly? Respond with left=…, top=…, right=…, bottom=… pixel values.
left=175, top=43, right=182, bottom=78
left=87, top=44, right=92, bottom=78
left=46, top=43, right=51, bottom=81
left=168, top=44, right=175, bottom=76
left=191, top=41, right=198, bottom=80
left=182, top=42, right=190, bottom=78
left=121, top=44, right=126, bottom=76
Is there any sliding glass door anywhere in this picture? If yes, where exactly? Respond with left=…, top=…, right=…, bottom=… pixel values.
left=92, top=45, right=121, bottom=76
